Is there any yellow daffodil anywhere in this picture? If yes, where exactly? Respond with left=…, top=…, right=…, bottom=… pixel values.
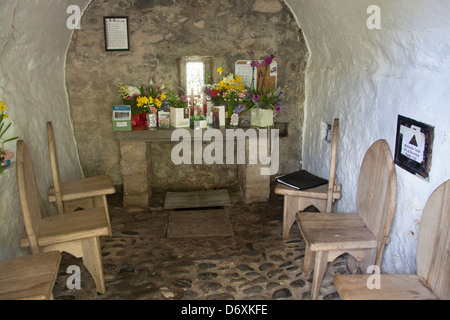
left=155, top=99, right=162, bottom=107
left=0, top=101, right=6, bottom=112
left=160, top=93, right=166, bottom=100
left=217, top=67, right=223, bottom=75
left=136, top=96, right=149, bottom=107
left=235, top=76, right=243, bottom=83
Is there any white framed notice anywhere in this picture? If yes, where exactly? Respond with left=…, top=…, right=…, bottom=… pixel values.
left=235, top=60, right=257, bottom=89
left=104, top=17, right=130, bottom=51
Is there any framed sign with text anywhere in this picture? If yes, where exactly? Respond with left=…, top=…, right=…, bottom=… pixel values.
left=394, top=115, right=434, bottom=180
left=104, top=17, right=130, bottom=51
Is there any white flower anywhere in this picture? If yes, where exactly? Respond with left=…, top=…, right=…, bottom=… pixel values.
left=127, top=86, right=141, bottom=96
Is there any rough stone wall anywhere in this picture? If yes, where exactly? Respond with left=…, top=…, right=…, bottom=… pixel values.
left=66, top=0, right=308, bottom=186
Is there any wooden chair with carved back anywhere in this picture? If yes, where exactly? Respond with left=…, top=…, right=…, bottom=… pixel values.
left=47, top=121, right=114, bottom=234
left=296, top=139, right=397, bottom=300
left=275, top=118, right=341, bottom=239
left=16, top=139, right=110, bottom=294
left=334, top=179, right=450, bottom=300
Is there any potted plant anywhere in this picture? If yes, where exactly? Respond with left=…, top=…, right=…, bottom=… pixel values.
left=165, top=86, right=190, bottom=128
left=240, top=52, right=287, bottom=127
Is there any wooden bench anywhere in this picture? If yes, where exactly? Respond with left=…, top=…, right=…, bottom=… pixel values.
left=335, top=179, right=450, bottom=300
left=0, top=251, right=61, bottom=300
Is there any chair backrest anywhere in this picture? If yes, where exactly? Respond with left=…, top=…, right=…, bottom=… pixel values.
left=16, top=140, right=42, bottom=254
left=326, top=118, right=339, bottom=212
left=416, top=179, right=450, bottom=299
left=356, top=139, right=397, bottom=265
left=47, top=121, right=64, bottom=214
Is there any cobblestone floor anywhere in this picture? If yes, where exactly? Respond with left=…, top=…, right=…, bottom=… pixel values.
left=52, top=182, right=350, bottom=300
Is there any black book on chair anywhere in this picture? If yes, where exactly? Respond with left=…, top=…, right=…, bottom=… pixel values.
left=275, top=170, right=328, bottom=190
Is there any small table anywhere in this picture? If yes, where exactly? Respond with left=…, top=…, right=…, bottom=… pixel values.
left=0, top=251, right=61, bottom=300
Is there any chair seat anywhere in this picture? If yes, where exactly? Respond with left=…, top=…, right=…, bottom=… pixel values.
left=296, top=212, right=377, bottom=251
left=334, top=274, right=438, bottom=300
left=48, top=174, right=115, bottom=202
left=21, top=207, right=110, bottom=248
left=274, top=182, right=341, bottom=200
left=0, top=251, right=61, bottom=300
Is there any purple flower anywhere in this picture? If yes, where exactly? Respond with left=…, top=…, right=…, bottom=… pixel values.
left=263, top=54, right=275, bottom=66
left=252, top=94, right=261, bottom=101
left=250, top=60, right=261, bottom=68
left=248, top=50, right=255, bottom=58
left=233, top=104, right=247, bottom=114
left=275, top=104, right=281, bottom=113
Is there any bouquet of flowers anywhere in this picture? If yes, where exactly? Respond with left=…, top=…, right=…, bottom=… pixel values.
left=234, top=52, right=287, bottom=115
left=239, top=86, right=287, bottom=114
left=117, top=83, right=167, bottom=114
left=0, top=100, right=19, bottom=173
left=204, top=67, right=247, bottom=117
left=163, top=85, right=189, bottom=109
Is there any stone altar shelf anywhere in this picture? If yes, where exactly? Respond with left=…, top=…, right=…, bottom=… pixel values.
left=114, top=124, right=274, bottom=207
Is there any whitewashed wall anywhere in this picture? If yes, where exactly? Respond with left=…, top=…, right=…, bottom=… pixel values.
left=286, top=0, right=450, bottom=273
left=0, top=0, right=90, bottom=260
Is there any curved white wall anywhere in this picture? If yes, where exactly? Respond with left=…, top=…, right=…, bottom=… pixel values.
left=0, top=0, right=90, bottom=260
left=286, top=0, right=450, bottom=273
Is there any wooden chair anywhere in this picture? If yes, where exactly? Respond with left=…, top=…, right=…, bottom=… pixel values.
left=296, top=139, right=397, bottom=300
left=0, top=251, right=61, bottom=300
left=334, top=179, right=450, bottom=300
left=16, top=140, right=110, bottom=294
left=47, top=121, right=115, bottom=234
left=275, top=118, right=341, bottom=239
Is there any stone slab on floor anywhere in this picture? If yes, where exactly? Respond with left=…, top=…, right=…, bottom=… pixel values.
left=164, top=189, right=231, bottom=210
left=167, top=209, right=234, bottom=238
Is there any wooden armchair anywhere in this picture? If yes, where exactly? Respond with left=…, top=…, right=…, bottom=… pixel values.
left=275, top=118, right=341, bottom=239
left=0, top=251, right=61, bottom=300
left=47, top=121, right=115, bottom=234
left=16, top=140, right=110, bottom=294
left=296, top=139, right=397, bottom=300
left=335, top=179, right=450, bottom=300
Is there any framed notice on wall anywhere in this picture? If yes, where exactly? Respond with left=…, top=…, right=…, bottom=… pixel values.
left=394, top=115, right=434, bottom=180
left=104, top=17, right=130, bottom=51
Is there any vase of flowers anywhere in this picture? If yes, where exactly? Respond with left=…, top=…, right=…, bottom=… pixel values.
left=117, top=83, right=168, bottom=128
left=231, top=52, right=287, bottom=127
left=204, top=67, right=247, bottom=119
left=164, top=85, right=189, bottom=128
left=0, top=100, right=19, bottom=173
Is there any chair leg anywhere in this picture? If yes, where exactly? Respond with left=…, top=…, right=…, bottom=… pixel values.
left=81, top=237, right=106, bottom=294
left=310, top=250, right=329, bottom=300
left=302, top=244, right=315, bottom=277
left=282, top=196, right=297, bottom=239
left=93, top=195, right=112, bottom=236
